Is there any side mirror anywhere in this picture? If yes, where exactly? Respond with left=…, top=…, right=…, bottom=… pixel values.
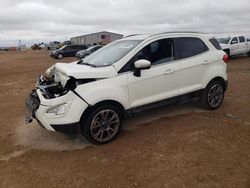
left=133, top=59, right=151, bottom=77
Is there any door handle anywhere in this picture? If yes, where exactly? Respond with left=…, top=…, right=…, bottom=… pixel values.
left=163, top=69, right=175, bottom=75
left=202, top=60, right=209, bottom=65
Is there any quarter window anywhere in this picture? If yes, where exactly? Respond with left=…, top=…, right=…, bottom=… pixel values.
left=209, top=38, right=222, bottom=50
left=175, top=37, right=208, bottom=59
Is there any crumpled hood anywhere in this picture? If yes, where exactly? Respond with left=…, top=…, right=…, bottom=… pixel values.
left=54, top=63, right=118, bottom=79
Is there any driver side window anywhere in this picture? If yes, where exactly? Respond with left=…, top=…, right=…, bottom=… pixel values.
left=231, top=37, right=238, bottom=44
left=136, top=39, right=174, bottom=65
left=120, top=38, right=174, bottom=73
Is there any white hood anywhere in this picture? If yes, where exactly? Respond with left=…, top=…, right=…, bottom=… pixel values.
left=54, top=63, right=118, bottom=79
left=46, top=62, right=118, bottom=87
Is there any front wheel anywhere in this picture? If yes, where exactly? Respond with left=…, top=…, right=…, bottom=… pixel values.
left=200, top=81, right=225, bottom=110
left=80, top=105, right=122, bottom=144
left=57, top=53, right=63, bottom=59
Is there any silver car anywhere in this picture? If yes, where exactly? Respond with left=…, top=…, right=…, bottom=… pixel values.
left=76, top=45, right=103, bottom=59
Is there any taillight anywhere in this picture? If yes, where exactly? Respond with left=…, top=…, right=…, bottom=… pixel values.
left=223, top=54, right=229, bottom=63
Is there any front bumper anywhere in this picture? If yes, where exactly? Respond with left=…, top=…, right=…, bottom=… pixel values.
left=25, top=89, right=88, bottom=134
left=50, top=52, right=57, bottom=58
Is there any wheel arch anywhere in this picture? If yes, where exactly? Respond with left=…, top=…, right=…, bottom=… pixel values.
left=205, top=76, right=227, bottom=91
left=223, top=49, right=230, bottom=56
left=80, top=100, right=125, bottom=122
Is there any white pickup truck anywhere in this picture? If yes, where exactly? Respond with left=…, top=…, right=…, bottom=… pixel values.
left=216, top=35, right=250, bottom=57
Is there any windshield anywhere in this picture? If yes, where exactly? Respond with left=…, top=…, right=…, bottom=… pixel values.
left=216, top=38, right=231, bottom=44
left=58, top=45, right=66, bottom=50
left=82, top=40, right=141, bottom=67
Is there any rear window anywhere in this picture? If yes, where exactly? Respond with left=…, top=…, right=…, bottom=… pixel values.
left=239, top=36, right=245, bottom=43
left=175, top=37, right=209, bottom=59
left=209, top=38, right=222, bottom=50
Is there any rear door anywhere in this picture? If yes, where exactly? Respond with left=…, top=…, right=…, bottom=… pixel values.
left=72, top=45, right=81, bottom=56
left=238, top=36, right=248, bottom=54
left=174, top=37, right=210, bottom=94
left=230, top=37, right=240, bottom=55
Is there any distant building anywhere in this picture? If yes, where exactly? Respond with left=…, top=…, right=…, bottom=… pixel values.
left=70, top=31, right=123, bottom=46
left=18, top=44, right=27, bottom=51
left=45, top=41, right=61, bottom=50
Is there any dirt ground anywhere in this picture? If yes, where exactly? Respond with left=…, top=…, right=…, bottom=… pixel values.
left=0, top=50, right=250, bottom=188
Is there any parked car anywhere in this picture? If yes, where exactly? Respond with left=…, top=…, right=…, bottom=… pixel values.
left=216, top=35, right=250, bottom=57
left=26, top=32, right=228, bottom=144
left=76, top=45, right=103, bottom=59
left=50, top=45, right=87, bottom=59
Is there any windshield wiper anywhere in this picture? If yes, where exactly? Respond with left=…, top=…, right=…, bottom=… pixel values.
left=77, top=60, right=96, bottom=67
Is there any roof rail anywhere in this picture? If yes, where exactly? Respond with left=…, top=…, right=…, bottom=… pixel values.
left=123, top=34, right=141, bottom=38
left=150, top=31, right=207, bottom=37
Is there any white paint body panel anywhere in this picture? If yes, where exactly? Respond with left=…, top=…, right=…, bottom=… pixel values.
left=34, top=32, right=228, bottom=131
left=220, top=36, right=250, bottom=56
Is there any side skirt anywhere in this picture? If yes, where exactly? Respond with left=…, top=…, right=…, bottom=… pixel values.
left=124, top=89, right=204, bottom=118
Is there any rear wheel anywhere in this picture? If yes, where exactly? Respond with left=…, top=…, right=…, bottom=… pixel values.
left=200, top=80, right=225, bottom=110
left=247, top=50, right=250, bottom=57
left=80, top=105, right=122, bottom=144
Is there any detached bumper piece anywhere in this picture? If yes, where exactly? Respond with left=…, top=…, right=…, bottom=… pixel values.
left=51, top=123, right=79, bottom=135
left=25, top=91, right=40, bottom=123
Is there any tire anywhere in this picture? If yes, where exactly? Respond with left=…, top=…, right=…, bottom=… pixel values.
left=200, top=80, right=225, bottom=110
left=57, top=53, right=63, bottom=59
left=224, top=49, right=230, bottom=58
left=80, top=105, right=122, bottom=144
left=247, top=51, right=250, bottom=57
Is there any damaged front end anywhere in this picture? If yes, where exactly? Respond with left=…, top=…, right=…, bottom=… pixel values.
left=36, top=74, right=69, bottom=99
left=25, top=62, right=116, bottom=125
left=36, top=74, right=96, bottom=99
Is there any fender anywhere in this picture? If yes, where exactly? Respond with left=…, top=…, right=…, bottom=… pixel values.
left=201, top=62, right=227, bottom=88
left=75, top=74, right=130, bottom=110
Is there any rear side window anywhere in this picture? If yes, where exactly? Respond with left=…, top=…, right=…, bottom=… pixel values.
left=239, top=36, right=245, bottom=43
left=64, top=46, right=71, bottom=50
left=74, top=45, right=82, bottom=49
left=209, top=38, right=222, bottom=50
left=175, top=37, right=208, bottom=59
left=70, top=45, right=77, bottom=49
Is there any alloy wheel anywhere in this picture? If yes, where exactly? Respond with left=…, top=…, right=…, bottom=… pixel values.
left=90, top=109, right=120, bottom=143
left=207, top=84, right=224, bottom=108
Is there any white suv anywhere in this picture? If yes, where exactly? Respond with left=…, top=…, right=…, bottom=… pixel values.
left=25, top=32, right=228, bottom=144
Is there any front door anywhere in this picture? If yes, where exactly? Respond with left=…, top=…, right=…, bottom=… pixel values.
left=127, top=39, right=180, bottom=108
